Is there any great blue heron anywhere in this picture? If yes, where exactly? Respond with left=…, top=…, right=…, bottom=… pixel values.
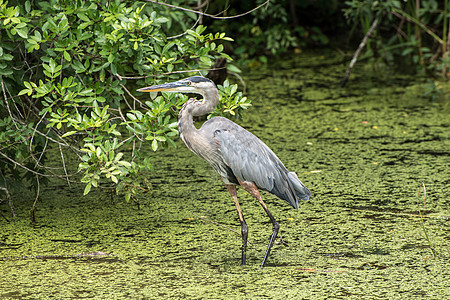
left=138, top=76, right=311, bottom=267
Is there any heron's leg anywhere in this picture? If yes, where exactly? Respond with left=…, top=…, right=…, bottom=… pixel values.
left=238, top=180, right=279, bottom=268
left=225, top=184, right=248, bottom=266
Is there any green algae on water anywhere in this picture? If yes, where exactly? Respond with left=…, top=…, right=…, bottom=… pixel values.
left=1, top=49, right=449, bottom=299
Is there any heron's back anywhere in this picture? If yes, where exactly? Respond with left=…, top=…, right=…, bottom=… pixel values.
left=199, top=117, right=310, bottom=209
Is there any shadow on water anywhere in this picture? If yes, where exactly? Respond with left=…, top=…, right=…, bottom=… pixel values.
left=1, top=49, right=449, bottom=299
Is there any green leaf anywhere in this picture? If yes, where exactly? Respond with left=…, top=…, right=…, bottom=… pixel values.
left=25, top=1, right=31, bottom=13
left=16, top=28, right=28, bottom=38
left=0, top=68, right=13, bottom=76
left=199, top=56, right=212, bottom=65
left=77, top=13, right=90, bottom=22
left=117, top=161, right=131, bottom=167
left=18, top=88, right=31, bottom=96
left=15, top=22, right=27, bottom=29
left=230, top=84, right=238, bottom=95
left=48, top=58, right=56, bottom=73
left=227, top=64, right=241, bottom=73
left=115, top=152, right=124, bottom=162
left=155, top=17, right=168, bottom=24
left=151, top=139, right=158, bottom=151
left=61, top=131, right=77, bottom=137
left=196, top=25, right=206, bottom=34
left=110, top=63, right=117, bottom=75
left=110, top=175, right=118, bottom=184
left=84, top=183, right=92, bottom=195
left=186, top=29, right=197, bottom=37
left=63, top=51, right=71, bottom=61
left=99, top=68, right=105, bottom=82
left=1, top=54, right=13, bottom=61
left=167, top=137, right=176, bottom=148
left=108, top=53, right=114, bottom=63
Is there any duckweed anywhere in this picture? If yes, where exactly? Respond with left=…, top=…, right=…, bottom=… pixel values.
left=1, top=50, right=449, bottom=299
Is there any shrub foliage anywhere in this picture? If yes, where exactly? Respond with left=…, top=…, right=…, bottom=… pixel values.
left=0, top=0, right=251, bottom=213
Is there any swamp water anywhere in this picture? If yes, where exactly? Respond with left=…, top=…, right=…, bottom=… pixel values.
left=1, top=50, right=449, bottom=299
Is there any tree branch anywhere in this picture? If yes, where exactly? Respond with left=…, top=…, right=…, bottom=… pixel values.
left=145, top=0, right=270, bottom=20
left=116, top=67, right=227, bottom=81
left=341, top=17, right=379, bottom=87
left=391, top=8, right=443, bottom=45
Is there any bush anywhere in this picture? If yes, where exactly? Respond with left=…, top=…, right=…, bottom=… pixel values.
left=208, top=0, right=335, bottom=62
left=0, top=0, right=251, bottom=217
left=344, top=0, right=450, bottom=77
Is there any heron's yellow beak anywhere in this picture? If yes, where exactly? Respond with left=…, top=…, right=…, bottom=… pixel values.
left=137, top=81, right=184, bottom=93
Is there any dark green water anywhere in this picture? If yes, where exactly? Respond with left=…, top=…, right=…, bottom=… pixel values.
left=1, top=50, right=449, bottom=299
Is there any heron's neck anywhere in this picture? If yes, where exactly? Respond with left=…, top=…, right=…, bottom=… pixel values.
left=192, top=88, right=219, bottom=117
left=178, top=88, right=219, bottom=136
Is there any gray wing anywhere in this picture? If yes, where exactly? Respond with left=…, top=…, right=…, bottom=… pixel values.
left=213, top=125, right=310, bottom=209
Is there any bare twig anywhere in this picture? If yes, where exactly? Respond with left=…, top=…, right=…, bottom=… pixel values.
left=0, top=150, right=80, bottom=180
left=116, top=67, right=227, bottom=81
left=59, top=144, right=70, bottom=186
left=120, top=93, right=134, bottom=111
left=351, top=210, right=448, bottom=220
left=191, top=212, right=241, bottom=236
left=165, top=0, right=209, bottom=39
left=1, top=80, right=20, bottom=129
left=0, top=151, right=47, bottom=177
left=197, top=0, right=204, bottom=25
left=117, top=106, right=127, bottom=123
left=0, top=186, right=16, bottom=219
left=145, top=0, right=270, bottom=20
left=28, top=113, right=52, bottom=173
left=417, top=182, right=438, bottom=258
left=29, top=110, right=49, bottom=162
left=167, top=16, right=201, bottom=40
left=341, top=17, right=379, bottom=87
left=228, top=72, right=247, bottom=94
left=189, top=212, right=257, bottom=249
left=15, top=116, right=83, bottom=160
left=0, top=118, right=81, bottom=180
left=193, top=0, right=208, bottom=11
left=30, top=175, right=40, bottom=225
left=119, top=83, right=146, bottom=109
left=392, top=8, right=444, bottom=45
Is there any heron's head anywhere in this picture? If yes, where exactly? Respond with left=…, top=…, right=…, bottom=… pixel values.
left=137, top=76, right=215, bottom=97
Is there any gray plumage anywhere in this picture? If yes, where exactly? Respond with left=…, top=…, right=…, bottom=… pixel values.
left=213, top=125, right=310, bottom=209
left=138, top=76, right=311, bottom=267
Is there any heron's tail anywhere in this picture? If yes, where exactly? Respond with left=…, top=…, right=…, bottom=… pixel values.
left=268, top=171, right=311, bottom=210
left=287, top=172, right=311, bottom=202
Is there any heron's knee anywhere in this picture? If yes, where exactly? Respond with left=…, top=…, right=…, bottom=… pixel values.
left=241, top=222, right=248, bottom=238
left=273, top=221, right=280, bottom=232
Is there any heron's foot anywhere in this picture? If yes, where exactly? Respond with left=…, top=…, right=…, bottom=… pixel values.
left=241, top=221, right=248, bottom=266
left=241, top=251, right=246, bottom=266
left=260, top=223, right=280, bottom=268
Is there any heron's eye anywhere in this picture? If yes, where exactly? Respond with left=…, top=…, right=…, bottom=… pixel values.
left=186, top=81, right=191, bottom=86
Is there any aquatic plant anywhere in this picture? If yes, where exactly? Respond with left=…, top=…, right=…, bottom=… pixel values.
left=344, top=0, right=450, bottom=78
left=416, top=183, right=438, bottom=258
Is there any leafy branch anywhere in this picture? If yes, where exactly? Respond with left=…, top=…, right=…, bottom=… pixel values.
left=0, top=0, right=251, bottom=219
